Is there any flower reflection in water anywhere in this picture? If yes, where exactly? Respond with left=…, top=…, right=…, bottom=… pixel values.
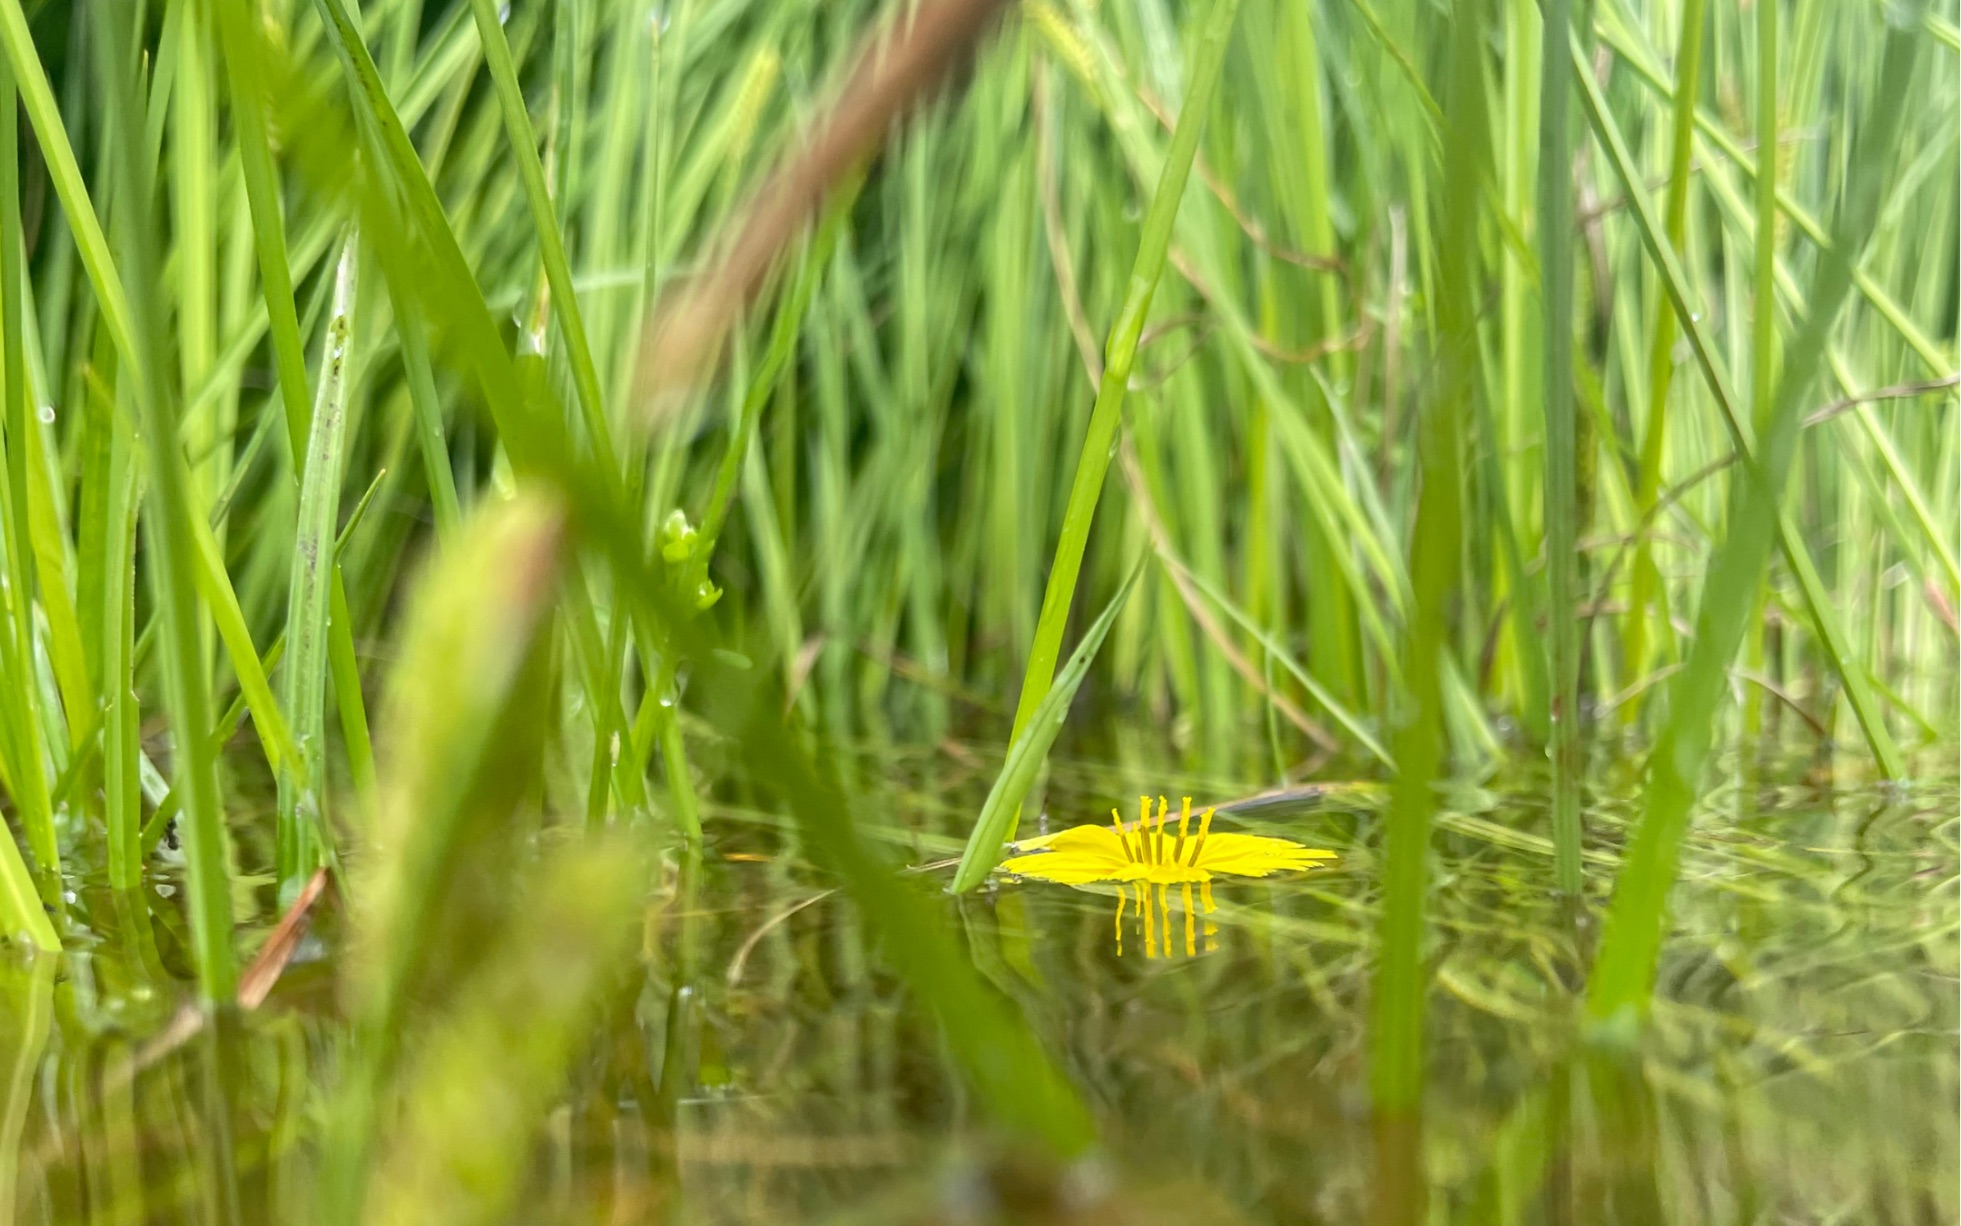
left=999, top=796, right=1337, bottom=959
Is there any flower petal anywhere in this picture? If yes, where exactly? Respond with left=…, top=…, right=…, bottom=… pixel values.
left=1193, top=833, right=1337, bottom=878
left=998, top=823, right=1133, bottom=883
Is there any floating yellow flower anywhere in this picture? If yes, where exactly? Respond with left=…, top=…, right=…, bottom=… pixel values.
left=999, top=796, right=1336, bottom=959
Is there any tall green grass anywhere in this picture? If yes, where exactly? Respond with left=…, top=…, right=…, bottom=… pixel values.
left=0, top=0, right=1947, bottom=1207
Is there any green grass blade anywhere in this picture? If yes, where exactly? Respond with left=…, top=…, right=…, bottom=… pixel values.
left=1002, top=0, right=1243, bottom=789
left=102, top=393, right=142, bottom=890
left=463, top=0, right=617, bottom=473
left=277, top=237, right=358, bottom=897
left=214, top=0, right=316, bottom=460
left=1537, top=0, right=1583, bottom=896
left=0, top=57, right=55, bottom=884
left=1371, top=0, right=1481, bottom=1207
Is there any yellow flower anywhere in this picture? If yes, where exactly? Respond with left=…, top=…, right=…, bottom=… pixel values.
left=998, top=796, right=1337, bottom=959
left=1001, top=795, right=1336, bottom=885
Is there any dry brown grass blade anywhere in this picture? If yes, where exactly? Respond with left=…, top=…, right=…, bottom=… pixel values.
left=239, top=867, right=333, bottom=1010
left=635, top=0, right=1012, bottom=417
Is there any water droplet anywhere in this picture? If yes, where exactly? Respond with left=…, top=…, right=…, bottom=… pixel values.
left=35, top=404, right=53, bottom=424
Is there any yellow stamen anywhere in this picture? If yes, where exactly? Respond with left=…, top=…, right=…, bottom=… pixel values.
left=1110, top=808, right=1134, bottom=862
left=1143, top=878, right=1157, bottom=958
left=1187, top=807, right=1214, bottom=865
left=1138, top=796, right=1150, bottom=861
left=1154, top=796, right=1170, bottom=864
left=1172, top=796, right=1192, bottom=862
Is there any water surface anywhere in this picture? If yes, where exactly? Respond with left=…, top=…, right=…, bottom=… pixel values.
left=3, top=751, right=1953, bottom=1223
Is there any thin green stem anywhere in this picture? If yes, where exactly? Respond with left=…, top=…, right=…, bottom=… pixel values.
left=1621, top=0, right=1703, bottom=713
left=1539, top=0, right=1583, bottom=896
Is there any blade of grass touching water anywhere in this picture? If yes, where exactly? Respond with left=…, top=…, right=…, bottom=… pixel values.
left=1001, top=0, right=1242, bottom=803
left=94, top=1, right=236, bottom=1000
left=952, top=554, right=1146, bottom=893
left=1586, top=15, right=1926, bottom=1033
left=277, top=236, right=358, bottom=899
left=1537, top=0, right=1583, bottom=897
left=1371, top=0, right=1482, bottom=1216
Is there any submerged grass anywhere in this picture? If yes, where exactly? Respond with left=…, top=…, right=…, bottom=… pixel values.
left=0, top=0, right=1948, bottom=1217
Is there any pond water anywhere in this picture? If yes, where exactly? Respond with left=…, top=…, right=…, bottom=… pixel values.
left=1, top=749, right=1953, bottom=1224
